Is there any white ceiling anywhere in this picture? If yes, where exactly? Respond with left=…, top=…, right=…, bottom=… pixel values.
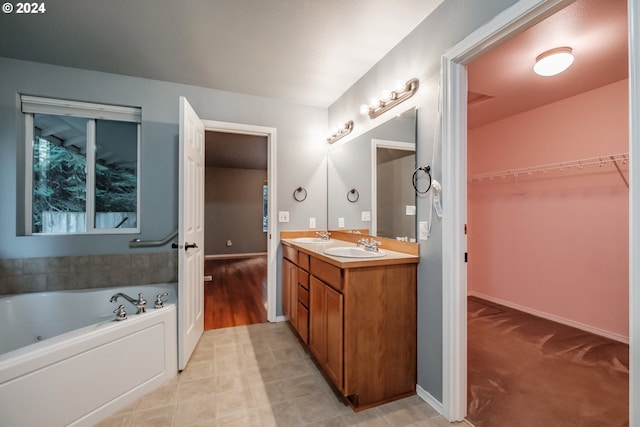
left=0, top=0, right=444, bottom=108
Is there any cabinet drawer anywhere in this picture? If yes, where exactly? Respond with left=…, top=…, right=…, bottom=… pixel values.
left=298, top=284, right=309, bottom=307
left=297, top=302, right=309, bottom=344
left=310, top=257, right=342, bottom=292
left=298, top=252, right=310, bottom=271
left=283, top=245, right=297, bottom=263
left=298, top=268, right=309, bottom=289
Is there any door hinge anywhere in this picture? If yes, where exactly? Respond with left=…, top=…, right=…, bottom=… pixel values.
left=464, top=252, right=468, bottom=263
left=464, top=224, right=467, bottom=234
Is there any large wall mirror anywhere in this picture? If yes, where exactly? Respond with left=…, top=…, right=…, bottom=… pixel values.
left=327, top=108, right=417, bottom=241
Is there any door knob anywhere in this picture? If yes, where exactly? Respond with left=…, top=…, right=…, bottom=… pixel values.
left=185, top=242, right=198, bottom=251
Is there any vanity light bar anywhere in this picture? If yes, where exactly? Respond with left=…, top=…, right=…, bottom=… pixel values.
left=360, top=78, right=419, bottom=119
left=326, top=120, right=354, bottom=144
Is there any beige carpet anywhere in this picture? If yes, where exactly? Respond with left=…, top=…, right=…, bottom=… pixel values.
left=467, top=296, right=629, bottom=427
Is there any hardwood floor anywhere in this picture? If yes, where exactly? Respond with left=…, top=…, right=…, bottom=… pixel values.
left=204, top=255, right=268, bottom=330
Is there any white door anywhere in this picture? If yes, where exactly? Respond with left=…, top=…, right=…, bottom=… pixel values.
left=178, top=96, right=205, bottom=370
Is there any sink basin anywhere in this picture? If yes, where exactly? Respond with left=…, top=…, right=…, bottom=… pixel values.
left=291, top=237, right=331, bottom=244
left=323, top=246, right=386, bottom=258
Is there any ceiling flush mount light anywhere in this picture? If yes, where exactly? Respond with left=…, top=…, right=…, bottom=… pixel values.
left=326, top=120, right=354, bottom=144
left=533, top=47, right=574, bottom=77
left=360, top=78, right=419, bottom=119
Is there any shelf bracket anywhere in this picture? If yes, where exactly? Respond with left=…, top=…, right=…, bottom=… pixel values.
left=611, top=156, right=629, bottom=189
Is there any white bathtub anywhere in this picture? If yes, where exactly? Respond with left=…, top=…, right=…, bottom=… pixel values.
left=0, top=283, right=178, bottom=427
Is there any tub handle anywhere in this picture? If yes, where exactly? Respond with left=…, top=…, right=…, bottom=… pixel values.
left=113, top=305, right=128, bottom=321
left=155, top=292, right=169, bottom=309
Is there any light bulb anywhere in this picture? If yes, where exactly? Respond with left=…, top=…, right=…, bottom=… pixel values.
left=395, top=80, right=407, bottom=92
left=369, top=97, right=380, bottom=109
left=380, top=89, right=392, bottom=103
left=359, top=104, right=370, bottom=115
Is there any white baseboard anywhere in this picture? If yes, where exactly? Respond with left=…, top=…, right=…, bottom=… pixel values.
left=416, top=384, right=444, bottom=416
left=205, top=252, right=267, bottom=260
left=468, top=291, right=629, bottom=344
left=275, top=315, right=286, bottom=322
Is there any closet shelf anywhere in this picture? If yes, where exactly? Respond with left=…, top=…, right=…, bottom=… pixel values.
left=469, top=153, right=629, bottom=187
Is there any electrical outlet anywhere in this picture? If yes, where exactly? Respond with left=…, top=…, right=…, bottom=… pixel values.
left=361, top=211, right=371, bottom=221
left=405, top=205, right=416, bottom=216
left=278, top=211, right=290, bottom=222
left=419, top=221, right=429, bottom=240
left=338, top=217, right=345, bottom=228
left=309, top=218, right=316, bottom=229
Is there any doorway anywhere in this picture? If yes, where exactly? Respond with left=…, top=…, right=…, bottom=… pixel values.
left=203, top=130, right=268, bottom=329
left=201, top=120, right=278, bottom=327
left=440, top=0, right=638, bottom=423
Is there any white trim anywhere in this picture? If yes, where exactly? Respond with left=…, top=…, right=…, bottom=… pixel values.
left=86, top=119, right=96, bottom=230
left=629, top=0, right=640, bottom=422
left=469, top=291, right=629, bottom=344
left=201, top=119, right=278, bottom=323
left=24, top=114, right=34, bottom=235
left=441, top=0, right=586, bottom=422
left=416, top=384, right=444, bottom=415
left=370, top=139, right=416, bottom=236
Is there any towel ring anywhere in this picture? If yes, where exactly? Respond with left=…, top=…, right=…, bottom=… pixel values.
left=347, top=188, right=359, bottom=203
left=413, top=165, right=432, bottom=194
left=293, top=187, right=307, bottom=202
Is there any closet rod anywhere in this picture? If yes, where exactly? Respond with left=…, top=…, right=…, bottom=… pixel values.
left=469, top=153, right=629, bottom=184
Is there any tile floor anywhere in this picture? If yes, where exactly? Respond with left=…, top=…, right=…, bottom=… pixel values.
left=98, top=322, right=460, bottom=427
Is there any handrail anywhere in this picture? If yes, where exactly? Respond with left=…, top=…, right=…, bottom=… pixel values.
left=129, top=229, right=178, bottom=248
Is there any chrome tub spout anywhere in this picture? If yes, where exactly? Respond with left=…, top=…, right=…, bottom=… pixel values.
left=110, top=292, right=147, bottom=314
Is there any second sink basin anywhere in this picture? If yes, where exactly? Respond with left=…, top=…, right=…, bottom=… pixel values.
left=324, top=246, right=386, bottom=258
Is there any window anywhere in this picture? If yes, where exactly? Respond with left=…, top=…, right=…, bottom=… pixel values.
left=22, top=96, right=141, bottom=234
left=262, top=184, right=268, bottom=232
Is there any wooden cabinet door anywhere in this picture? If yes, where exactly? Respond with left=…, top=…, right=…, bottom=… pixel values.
left=324, top=284, right=343, bottom=390
left=282, top=258, right=296, bottom=321
left=308, top=276, right=326, bottom=362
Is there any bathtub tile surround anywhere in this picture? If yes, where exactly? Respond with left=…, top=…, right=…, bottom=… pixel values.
left=0, top=251, right=177, bottom=296
left=99, top=322, right=455, bottom=427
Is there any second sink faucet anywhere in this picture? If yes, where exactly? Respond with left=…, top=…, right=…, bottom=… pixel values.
left=110, top=292, right=147, bottom=314
left=356, top=238, right=382, bottom=252
left=316, top=231, right=331, bottom=240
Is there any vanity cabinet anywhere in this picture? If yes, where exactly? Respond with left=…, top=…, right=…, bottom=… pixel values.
left=281, top=239, right=418, bottom=411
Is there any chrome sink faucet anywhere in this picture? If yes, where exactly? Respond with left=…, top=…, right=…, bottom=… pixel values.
left=356, top=238, right=382, bottom=252
left=110, top=292, right=147, bottom=314
left=316, top=231, right=331, bottom=240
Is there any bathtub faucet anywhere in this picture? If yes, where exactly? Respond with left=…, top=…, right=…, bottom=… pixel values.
left=110, top=292, right=147, bottom=314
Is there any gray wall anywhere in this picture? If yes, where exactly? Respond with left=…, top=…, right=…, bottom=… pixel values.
left=327, top=0, right=519, bottom=405
left=0, top=56, right=326, bottom=259
left=0, top=57, right=327, bottom=313
left=204, top=167, right=267, bottom=255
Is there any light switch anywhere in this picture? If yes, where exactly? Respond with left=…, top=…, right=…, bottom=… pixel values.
left=361, top=211, right=371, bottom=221
left=309, top=218, right=316, bottom=229
left=406, top=205, right=416, bottom=216
left=278, top=211, right=290, bottom=222
left=338, top=217, right=345, bottom=228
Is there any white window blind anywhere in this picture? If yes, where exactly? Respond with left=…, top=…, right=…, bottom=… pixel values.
left=21, top=95, right=141, bottom=123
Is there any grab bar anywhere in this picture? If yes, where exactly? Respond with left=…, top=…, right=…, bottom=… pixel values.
left=129, top=229, right=178, bottom=248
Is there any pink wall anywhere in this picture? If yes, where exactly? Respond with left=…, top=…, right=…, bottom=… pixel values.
left=468, top=79, right=629, bottom=339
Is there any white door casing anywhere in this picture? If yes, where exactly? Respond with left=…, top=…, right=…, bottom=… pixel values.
left=200, top=119, right=278, bottom=323
left=178, top=96, right=205, bottom=370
